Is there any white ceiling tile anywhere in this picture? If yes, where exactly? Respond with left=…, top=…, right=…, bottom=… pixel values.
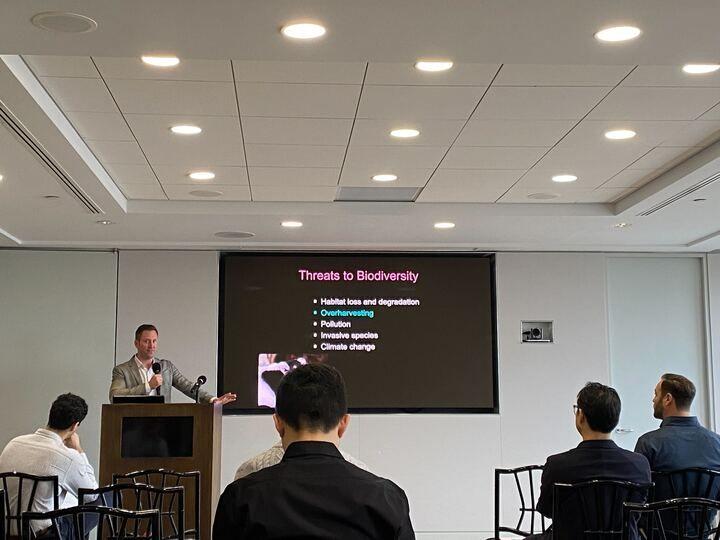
left=496, top=186, right=602, bottom=204
left=495, top=64, right=632, bottom=86
left=24, top=55, right=99, bottom=78
left=153, top=165, right=249, bottom=185
left=339, top=168, right=432, bottom=187
left=94, top=57, right=232, bottom=81
left=242, top=117, right=352, bottom=145
left=622, top=66, right=720, bottom=87
left=65, top=111, right=133, bottom=141
left=39, top=77, right=117, bottom=112
left=575, top=188, right=632, bottom=203
left=119, top=183, right=167, bottom=200
left=472, top=87, right=609, bottom=120
left=124, top=114, right=244, bottom=166
left=456, top=119, right=575, bottom=147
left=350, top=119, right=464, bottom=146
left=365, top=63, right=499, bottom=86
left=700, top=103, right=720, bottom=120
left=249, top=167, right=339, bottom=186
left=588, top=87, right=720, bottom=120
left=105, top=164, right=158, bottom=184
left=442, top=146, right=547, bottom=169
left=343, top=145, right=447, bottom=170
left=416, top=169, right=524, bottom=203
left=236, top=83, right=360, bottom=118
left=245, top=144, right=345, bottom=167
left=163, top=184, right=251, bottom=201
left=233, top=61, right=366, bottom=84
left=658, top=121, right=720, bottom=146
left=600, top=169, right=657, bottom=189
left=516, top=168, right=611, bottom=190
left=252, top=185, right=337, bottom=202
left=559, top=120, right=694, bottom=148
left=357, top=86, right=486, bottom=120
left=105, top=79, right=237, bottom=115
left=87, top=140, right=147, bottom=164
left=627, top=147, right=701, bottom=170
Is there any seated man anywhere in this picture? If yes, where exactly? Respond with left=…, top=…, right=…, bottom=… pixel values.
left=234, top=439, right=367, bottom=480
left=528, top=382, right=651, bottom=539
left=213, top=364, right=414, bottom=540
left=0, top=393, right=98, bottom=537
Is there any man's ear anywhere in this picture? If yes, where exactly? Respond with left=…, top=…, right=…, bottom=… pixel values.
left=337, top=414, right=350, bottom=439
left=273, top=414, right=285, bottom=438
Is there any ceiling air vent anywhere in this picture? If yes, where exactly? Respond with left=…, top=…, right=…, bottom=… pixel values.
left=335, top=186, right=421, bottom=202
left=0, top=99, right=102, bottom=213
left=638, top=171, right=720, bottom=216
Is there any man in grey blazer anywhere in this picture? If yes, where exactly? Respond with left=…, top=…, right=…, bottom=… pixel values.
left=109, top=324, right=236, bottom=405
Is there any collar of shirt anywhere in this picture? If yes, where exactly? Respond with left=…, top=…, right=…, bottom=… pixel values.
left=134, top=355, right=154, bottom=370
left=283, top=441, right=344, bottom=460
left=660, top=415, right=700, bottom=428
left=576, top=439, right=619, bottom=449
left=35, top=428, right=65, bottom=447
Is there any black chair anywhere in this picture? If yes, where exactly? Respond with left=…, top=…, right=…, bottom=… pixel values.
left=0, top=473, right=59, bottom=539
left=489, top=465, right=547, bottom=538
left=623, top=498, right=720, bottom=540
left=21, top=505, right=160, bottom=540
left=79, top=483, right=184, bottom=540
left=652, top=469, right=720, bottom=502
left=1, top=489, right=6, bottom=540
left=552, top=480, right=652, bottom=539
left=112, top=470, right=199, bottom=540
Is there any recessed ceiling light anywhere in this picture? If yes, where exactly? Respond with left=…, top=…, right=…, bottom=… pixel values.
left=614, top=222, right=631, bottom=229
left=190, top=190, right=223, bottom=197
left=415, top=60, right=454, bottom=72
left=594, top=26, right=641, bottom=43
left=552, top=174, right=578, bottom=183
left=434, top=222, right=455, bottom=229
left=30, top=12, right=98, bottom=33
left=605, top=129, right=636, bottom=140
left=390, top=128, right=420, bottom=138
left=141, top=55, right=180, bottom=67
left=281, top=221, right=303, bottom=228
left=0, top=174, right=3, bottom=182
left=188, top=171, right=215, bottom=181
left=372, top=174, right=398, bottom=182
left=281, top=23, right=326, bottom=40
left=170, top=125, right=202, bottom=135
left=683, top=64, right=720, bottom=74
left=96, top=220, right=114, bottom=225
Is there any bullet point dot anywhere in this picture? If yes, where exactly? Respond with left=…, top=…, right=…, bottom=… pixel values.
left=313, top=344, right=317, bottom=349
left=313, top=299, right=317, bottom=304
left=313, top=322, right=317, bottom=326
left=313, top=333, right=317, bottom=338
left=313, top=310, right=317, bottom=315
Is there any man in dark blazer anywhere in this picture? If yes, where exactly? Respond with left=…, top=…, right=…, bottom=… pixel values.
left=109, top=324, right=236, bottom=405
left=527, top=382, right=651, bottom=539
left=213, top=363, right=415, bottom=540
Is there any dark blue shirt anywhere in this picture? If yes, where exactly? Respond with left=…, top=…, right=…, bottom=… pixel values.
left=634, top=416, right=720, bottom=471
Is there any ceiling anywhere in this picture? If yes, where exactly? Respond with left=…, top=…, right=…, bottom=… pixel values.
left=1, top=0, right=720, bottom=251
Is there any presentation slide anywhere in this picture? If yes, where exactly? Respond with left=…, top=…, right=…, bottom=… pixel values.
left=219, top=253, right=497, bottom=413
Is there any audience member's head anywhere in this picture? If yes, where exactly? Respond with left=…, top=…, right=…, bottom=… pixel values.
left=273, top=364, right=349, bottom=446
left=574, top=382, right=621, bottom=437
left=653, top=373, right=695, bottom=419
left=47, top=393, right=88, bottom=433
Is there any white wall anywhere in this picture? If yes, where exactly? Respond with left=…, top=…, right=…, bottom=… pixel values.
left=708, top=253, right=720, bottom=432
left=0, top=250, right=117, bottom=467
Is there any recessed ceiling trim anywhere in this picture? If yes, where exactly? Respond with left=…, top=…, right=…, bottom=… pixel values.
left=0, top=54, right=127, bottom=212
left=0, top=226, right=22, bottom=244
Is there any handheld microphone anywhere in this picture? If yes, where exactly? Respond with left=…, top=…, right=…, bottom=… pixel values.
left=152, top=362, right=162, bottom=396
left=190, top=375, right=207, bottom=403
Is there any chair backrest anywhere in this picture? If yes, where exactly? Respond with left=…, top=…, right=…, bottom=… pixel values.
left=0, top=472, right=59, bottom=537
left=652, top=469, right=720, bottom=502
left=79, top=483, right=184, bottom=540
left=623, top=497, right=720, bottom=540
left=552, top=480, right=652, bottom=540
left=112, top=469, right=199, bottom=540
left=21, top=505, right=160, bottom=540
left=1, top=489, right=6, bottom=540
left=493, top=465, right=547, bottom=538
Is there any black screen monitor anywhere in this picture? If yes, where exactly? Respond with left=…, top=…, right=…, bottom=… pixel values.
left=121, top=416, right=194, bottom=458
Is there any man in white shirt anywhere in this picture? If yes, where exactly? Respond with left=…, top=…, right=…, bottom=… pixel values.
left=0, top=393, right=98, bottom=536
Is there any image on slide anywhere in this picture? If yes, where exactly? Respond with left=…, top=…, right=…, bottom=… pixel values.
left=258, top=353, right=329, bottom=408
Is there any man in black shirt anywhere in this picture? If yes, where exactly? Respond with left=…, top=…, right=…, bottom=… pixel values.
left=213, top=363, right=414, bottom=540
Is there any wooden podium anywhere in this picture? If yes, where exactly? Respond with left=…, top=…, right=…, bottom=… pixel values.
left=99, top=403, right=222, bottom=540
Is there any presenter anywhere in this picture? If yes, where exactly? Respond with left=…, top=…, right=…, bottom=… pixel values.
left=109, top=324, right=237, bottom=405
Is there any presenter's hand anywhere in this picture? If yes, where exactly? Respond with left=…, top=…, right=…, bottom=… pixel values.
left=65, top=433, right=83, bottom=454
left=212, top=393, right=237, bottom=406
left=149, top=374, right=163, bottom=389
